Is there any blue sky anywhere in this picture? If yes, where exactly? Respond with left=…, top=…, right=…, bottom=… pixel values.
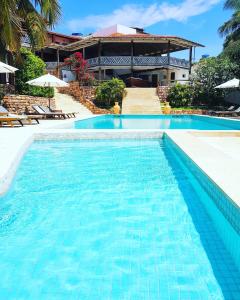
left=56, top=0, right=232, bottom=60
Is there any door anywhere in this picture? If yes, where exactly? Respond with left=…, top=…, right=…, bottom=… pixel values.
left=152, top=74, right=158, bottom=87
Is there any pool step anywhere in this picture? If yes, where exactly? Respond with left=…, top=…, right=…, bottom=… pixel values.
left=122, top=88, right=162, bottom=114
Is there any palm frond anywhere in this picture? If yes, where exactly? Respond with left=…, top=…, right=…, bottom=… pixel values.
left=224, top=0, right=240, bottom=10
left=34, top=0, right=61, bottom=27
left=218, top=11, right=240, bottom=36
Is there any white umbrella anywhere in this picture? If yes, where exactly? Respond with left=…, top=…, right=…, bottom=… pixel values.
left=215, top=78, right=240, bottom=89
left=27, top=74, right=69, bottom=108
left=0, top=61, right=18, bottom=73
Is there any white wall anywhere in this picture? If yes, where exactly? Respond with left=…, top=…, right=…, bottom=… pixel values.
left=93, top=24, right=136, bottom=37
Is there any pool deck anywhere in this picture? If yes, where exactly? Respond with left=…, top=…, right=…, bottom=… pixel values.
left=0, top=117, right=240, bottom=210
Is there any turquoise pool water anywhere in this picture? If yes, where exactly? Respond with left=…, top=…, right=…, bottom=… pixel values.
left=0, top=139, right=239, bottom=299
left=75, top=114, right=240, bottom=130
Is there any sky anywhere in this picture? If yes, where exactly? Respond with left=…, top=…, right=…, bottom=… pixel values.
left=55, top=0, right=232, bottom=60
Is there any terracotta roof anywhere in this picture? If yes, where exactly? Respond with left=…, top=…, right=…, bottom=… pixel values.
left=47, top=31, right=82, bottom=41
left=63, top=33, right=204, bottom=51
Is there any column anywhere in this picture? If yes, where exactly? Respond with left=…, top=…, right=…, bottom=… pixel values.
left=56, top=48, right=60, bottom=77
left=189, top=46, right=193, bottom=75
left=131, top=40, right=134, bottom=77
left=98, top=40, right=102, bottom=81
left=82, top=47, right=85, bottom=59
left=166, top=41, right=171, bottom=86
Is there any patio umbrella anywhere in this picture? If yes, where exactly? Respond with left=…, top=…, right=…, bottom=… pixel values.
left=27, top=74, right=69, bottom=108
left=215, top=78, right=240, bottom=89
left=215, top=78, right=240, bottom=105
left=0, top=61, right=18, bottom=73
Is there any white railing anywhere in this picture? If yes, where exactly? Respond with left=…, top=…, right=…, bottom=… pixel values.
left=87, top=56, right=189, bottom=68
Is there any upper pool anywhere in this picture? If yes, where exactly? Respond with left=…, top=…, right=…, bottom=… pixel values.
left=75, top=114, right=240, bottom=130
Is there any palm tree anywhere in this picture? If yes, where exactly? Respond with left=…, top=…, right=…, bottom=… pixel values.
left=0, top=0, right=61, bottom=56
left=219, top=0, right=240, bottom=47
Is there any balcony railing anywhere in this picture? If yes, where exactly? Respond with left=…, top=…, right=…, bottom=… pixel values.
left=87, top=56, right=189, bottom=69
left=45, top=56, right=190, bottom=71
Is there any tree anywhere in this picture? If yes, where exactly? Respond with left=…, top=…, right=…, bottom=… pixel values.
left=64, top=52, right=94, bottom=85
left=191, top=57, right=238, bottom=106
left=15, top=48, right=54, bottom=97
left=0, top=0, right=61, bottom=57
left=219, top=0, right=240, bottom=49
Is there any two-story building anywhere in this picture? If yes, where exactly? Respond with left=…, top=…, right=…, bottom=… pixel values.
left=37, top=24, right=204, bottom=86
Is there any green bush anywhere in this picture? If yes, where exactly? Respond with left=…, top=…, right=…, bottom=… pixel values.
left=95, top=78, right=126, bottom=108
left=167, top=83, right=193, bottom=107
left=15, top=48, right=54, bottom=98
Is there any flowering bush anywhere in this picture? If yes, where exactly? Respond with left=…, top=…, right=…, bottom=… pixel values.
left=64, top=52, right=94, bottom=85
left=191, top=57, right=238, bottom=106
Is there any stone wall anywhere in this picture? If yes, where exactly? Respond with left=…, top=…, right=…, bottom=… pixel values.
left=58, top=81, right=110, bottom=114
left=157, top=86, right=170, bottom=103
left=3, top=94, right=56, bottom=114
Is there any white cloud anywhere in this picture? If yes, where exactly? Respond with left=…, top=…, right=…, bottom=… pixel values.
left=67, top=0, right=221, bottom=32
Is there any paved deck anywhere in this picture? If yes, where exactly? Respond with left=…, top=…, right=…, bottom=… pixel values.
left=167, top=131, right=240, bottom=207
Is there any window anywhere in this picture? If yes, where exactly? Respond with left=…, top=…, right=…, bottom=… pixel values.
left=182, top=74, right=186, bottom=78
left=170, top=72, right=175, bottom=81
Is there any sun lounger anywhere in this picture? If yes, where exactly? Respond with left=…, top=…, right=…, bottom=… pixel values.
left=39, top=105, right=77, bottom=118
left=32, top=105, right=68, bottom=119
left=209, top=105, right=236, bottom=115
left=212, top=106, right=240, bottom=116
left=0, top=116, right=24, bottom=127
left=0, top=105, right=41, bottom=124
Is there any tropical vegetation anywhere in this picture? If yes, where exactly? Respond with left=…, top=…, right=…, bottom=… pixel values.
left=168, top=0, right=240, bottom=109
left=95, top=78, right=126, bottom=109
left=64, top=52, right=94, bottom=85
left=0, top=0, right=61, bottom=57
left=167, top=83, right=193, bottom=107
left=219, top=0, right=240, bottom=60
left=15, top=48, right=54, bottom=97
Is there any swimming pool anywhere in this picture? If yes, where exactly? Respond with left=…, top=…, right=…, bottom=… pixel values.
left=0, top=139, right=239, bottom=299
left=75, top=114, right=240, bottom=130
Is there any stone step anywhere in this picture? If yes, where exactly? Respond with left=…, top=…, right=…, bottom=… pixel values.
left=54, top=90, right=93, bottom=115
left=122, top=88, right=162, bottom=114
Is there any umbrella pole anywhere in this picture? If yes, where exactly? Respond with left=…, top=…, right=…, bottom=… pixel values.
left=48, top=82, right=51, bottom=110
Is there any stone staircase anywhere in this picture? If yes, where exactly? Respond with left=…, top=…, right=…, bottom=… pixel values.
left=121, top=88, right=162, bottom=114
left=57, top=82, right=110, bottom=114
left=54, top=89, right=93, bottom=115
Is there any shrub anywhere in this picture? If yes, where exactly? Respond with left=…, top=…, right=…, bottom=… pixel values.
left=95, top=78, right=126, bottom=108
left=167, top=83, right=193, bottom=107
left=15, top=48, right=54, bottom=98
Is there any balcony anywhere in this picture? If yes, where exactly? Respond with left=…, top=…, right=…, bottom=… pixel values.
left=87, top=56, right=189, bottom=69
